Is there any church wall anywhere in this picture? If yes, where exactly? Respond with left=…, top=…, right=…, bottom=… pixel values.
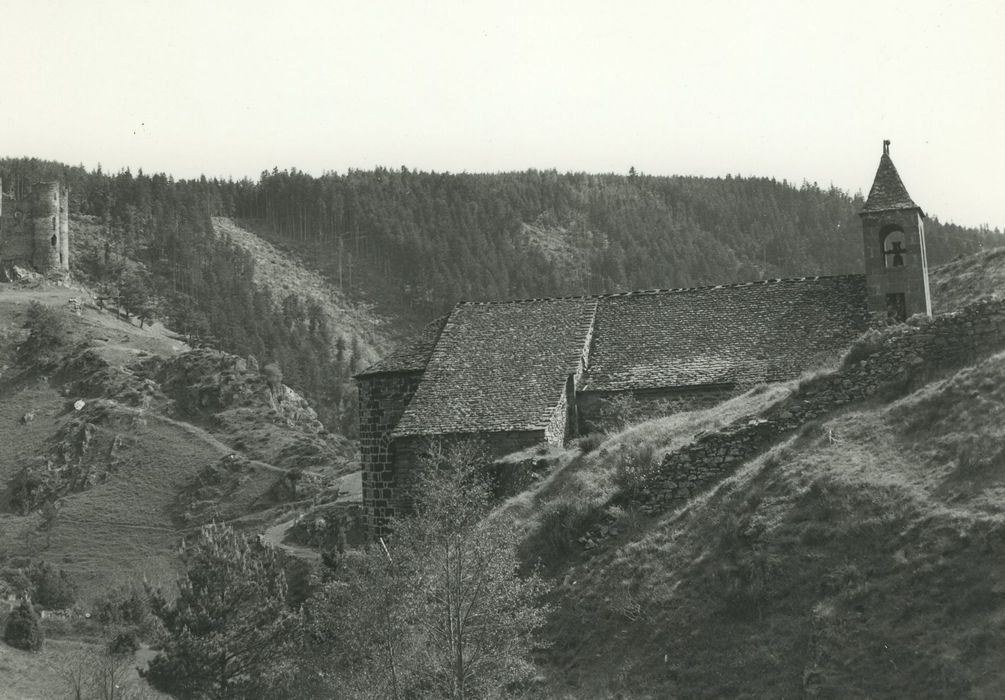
left=577, top=385, right=740, bottom=433
left=357, top=371, right=424, bottom=537
left=382, top=429, right=544, bottom=531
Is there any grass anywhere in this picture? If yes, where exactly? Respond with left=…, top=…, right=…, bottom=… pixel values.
left=519, top=350, right=1005, bottom=698
left=497, top=382, right=794, bottom=572
left=929, top=244, right=1005, bottom=314
left=0, top=283, right=354, bottom=606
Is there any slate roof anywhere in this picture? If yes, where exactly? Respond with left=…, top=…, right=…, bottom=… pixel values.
left=355, top=315, right=448, bottom=377
left=580, top=275, right=869, bottom=392
left=861, top=149, right=923, bottom=215
left=392, top=298, right=597, bottom=436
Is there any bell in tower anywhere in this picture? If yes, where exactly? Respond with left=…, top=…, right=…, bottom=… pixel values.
left=859, top=140, right=932, bottom=321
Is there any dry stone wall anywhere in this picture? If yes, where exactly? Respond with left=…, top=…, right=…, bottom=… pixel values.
left=630, top=298, right=1005, bottom=512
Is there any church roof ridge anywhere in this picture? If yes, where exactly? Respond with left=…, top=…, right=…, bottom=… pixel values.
left=455, top=273, right=867, bottom=307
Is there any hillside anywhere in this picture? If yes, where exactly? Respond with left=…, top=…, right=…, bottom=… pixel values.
left=210, top=216, right=387, bottom=370
left=222, top=168, right=1002, bottom=321
left=931, top=245, right=1005, bottom=313
left=0, top=283, right=355, bottom=604
left=496, top=248, right=1005, bottom=697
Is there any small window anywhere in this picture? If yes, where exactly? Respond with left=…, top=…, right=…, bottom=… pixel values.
left=882, top=229, right=906, bottom=268
left=51, top=234, right=57, bottom=248
left=52, top=216, right=57, bottom=231
left=885, top=293, right=907, bottom=322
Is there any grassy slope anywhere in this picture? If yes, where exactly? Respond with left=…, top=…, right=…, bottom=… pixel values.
left=930, top=245, right=1005, bottom=314
left=534, top=354, right=1005, bottom=698
left=0, top=284, right=346, bottom=603
left=511, top=248, right=1005, bottom=697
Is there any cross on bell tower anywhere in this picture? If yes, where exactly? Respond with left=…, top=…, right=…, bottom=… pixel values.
left=859, top=140, right=932, bottom=321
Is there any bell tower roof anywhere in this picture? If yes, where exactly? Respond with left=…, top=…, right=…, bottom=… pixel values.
left=861, top=140, right=924, bottom=216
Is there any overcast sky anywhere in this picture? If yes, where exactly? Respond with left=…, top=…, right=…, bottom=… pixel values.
left=2, top=0, right=1002, bottom=228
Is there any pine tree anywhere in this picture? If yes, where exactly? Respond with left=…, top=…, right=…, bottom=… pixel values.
left=143, top=524, right=297, bottom=699
left=4, top=599, right=43, bottom=651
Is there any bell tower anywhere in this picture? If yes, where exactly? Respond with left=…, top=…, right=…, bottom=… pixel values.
left=859, top=140, right=932, bottom=321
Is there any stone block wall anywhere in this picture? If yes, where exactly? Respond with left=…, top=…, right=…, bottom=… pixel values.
left=862, top=208, right=931, bottom=318
left=377, top=429, right=544, bottom=534
left=358, top=371, right=423, bottom=536
left=545, top=385, right=570, bottom=444
left=629, top=298, right=1005, bottom=513
left=578, top=385, right=740, bottom=433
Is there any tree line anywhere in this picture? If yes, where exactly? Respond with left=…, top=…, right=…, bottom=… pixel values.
left=216, top=166, right=1002, bottom=317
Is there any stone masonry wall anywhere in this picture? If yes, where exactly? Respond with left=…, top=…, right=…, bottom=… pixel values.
left=629, top=298, right=1005, bottom=513
left=578, top=385, right=741, bottom=433
left=391, top=430, right=544, bottom=522
left=358, top=372, right=423, bottom=536
left=545, top=386, right=570, bottom=444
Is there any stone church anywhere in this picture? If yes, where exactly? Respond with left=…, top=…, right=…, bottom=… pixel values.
left=357, top=142, right=932, bottom=533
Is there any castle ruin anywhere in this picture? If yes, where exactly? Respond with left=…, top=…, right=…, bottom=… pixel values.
left=0, top=178, right=71, bottom=276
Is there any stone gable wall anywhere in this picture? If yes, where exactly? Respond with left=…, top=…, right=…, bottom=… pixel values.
left=630, top=298, right=1005, bottom=512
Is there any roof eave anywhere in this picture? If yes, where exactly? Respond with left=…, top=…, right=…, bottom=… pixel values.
left=858, top=203, right=926, bottom=219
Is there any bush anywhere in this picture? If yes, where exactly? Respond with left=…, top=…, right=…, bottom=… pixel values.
left=93, top=585, right=161, bottom=641
left=0, top=568, right=32, bottom=598
left=4, top=599, right=43, bottom=651
left=613, top=443, right=658, bottom=500
left=28, top=561, right=77, bottom=610
left=528, top=499, right=603, bottom=565
left=108, top=628, right=141, bottom=656
left=841, top=328, right=887, bottom=367
left=574, top=432, right=605, bottom=454
left=19, top=301, right=71, bottom=364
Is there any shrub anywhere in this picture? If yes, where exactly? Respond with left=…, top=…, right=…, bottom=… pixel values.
left=28, top=561, right=77, bottom=610
left=19, top=301, right=71, bottom=365
left=841, top=328, right=887, bottom=367
left=613, top=443, right=658, bottom=500
left=0, top=568, right=32, bottom=598
left=93, top=584, right=160, bottom=641
left=108, top=628, right=141, bottom=656
left=4, top=599, right=43, bottom=651
left=528, top=499, right=603, bottom=565
left=574, top=432, right=605, bottom=454
left=263, top=362, right=284, bottom=394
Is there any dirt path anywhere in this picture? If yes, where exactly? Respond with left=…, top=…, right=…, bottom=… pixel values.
left=262, top=517, right=320, bottom=562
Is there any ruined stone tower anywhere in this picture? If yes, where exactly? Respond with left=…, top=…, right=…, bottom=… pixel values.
left=0, top=178, right=71, bottom=276
left=859, top=140, right=932, bottom=321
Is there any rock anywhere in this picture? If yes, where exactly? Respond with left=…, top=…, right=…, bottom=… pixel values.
left=20, top=411, right=36, bottom=424
left=73, top=400, right=86, bottom=411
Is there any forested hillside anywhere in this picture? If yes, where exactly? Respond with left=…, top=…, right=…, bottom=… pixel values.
left=2, top=158, right=1000, bottom=433
left=1, top=158, right=386, bottom=435
left=218, top=168, right=1001, bottom=317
